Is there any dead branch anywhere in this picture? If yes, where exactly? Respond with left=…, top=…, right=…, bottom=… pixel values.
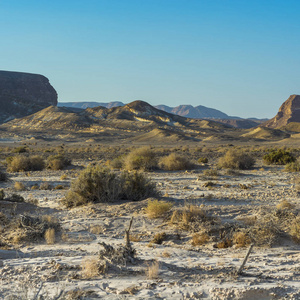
left=236, top=244, right=254, bottom=275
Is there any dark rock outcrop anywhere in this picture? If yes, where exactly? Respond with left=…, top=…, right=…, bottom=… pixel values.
left=264, top=95, right=300, bottom=129
left=0, top=71, right=57, bottom=124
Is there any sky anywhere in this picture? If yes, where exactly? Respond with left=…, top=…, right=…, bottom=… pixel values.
left=0, top=0, right=300, bottom=118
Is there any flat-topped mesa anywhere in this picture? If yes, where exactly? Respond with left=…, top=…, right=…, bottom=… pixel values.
left=0, top=70, right=57, bottom=123
left=264, top=95, right=300, bottom=129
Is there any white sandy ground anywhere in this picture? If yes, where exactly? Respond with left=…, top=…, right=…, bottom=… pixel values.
left=0, top=165, right=299, bottom=299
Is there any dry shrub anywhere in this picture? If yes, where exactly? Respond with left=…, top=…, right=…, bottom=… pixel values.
left=151, top=232, right=167, bottom=244
left=161, top=250, right=171, bottom=258
left=89, top=225, right=103, bottom=235
left=159, top=153, right=194, bottom=171
left=129, top=234, right=141, bottom=242
left=218, top=149, right=255, bottom=170
left=191, top=232, right=210, bottom=246
left=285, top=161, right=300, bottom=172
left=81, top=257, right=106, bottom=278
left=123, top=147, right=157, bottom=171
left=289, top=217, right=300, bottom=243
left=146, top=260, right=159, bottom=279
left=7, top=155, right=45, bottom=172
left=214, top=238, right=233, bottom=248
left=248, top=213, right=281, bottom=246
left=60, top=174, right=68, bottom=180
left=203, top=169, right=219, bottom=177
left=276, top=200, right=294, bottom=211
left=0, top=170, right=8, bottom=181
left=233, top=231, right=251, bottom=247
left=198, top=157, right=208, bottom=164
left=63, top=166, right=159, bottom=208
left=170, top=205, right=208, bottom=232
left=146, top=199, right=173, bottom=219
left=47, top=155, right=71, bottom=170
left=39, top=182, right=53, bottom=190
left=0, top=189, right=5, bottom=200
left=14, top=182, right=26, bottom=191
left=44, top=228, right=55, bottom=244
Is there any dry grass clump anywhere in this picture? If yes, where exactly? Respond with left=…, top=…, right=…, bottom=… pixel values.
left=7, top=155, right=45, bottom=172
left=123, top=147, right=157, bottom=171
left=47, top=154, right=71, bottom=170
left=191, top=232, right=210, bottom=246
left=203, top=168, right=219, bottom=177
left=146, top=199, right=173, bottom=219
left=285, top=161, right=300, bottom=172
left=151, top=232, right=167, bottom=244
left=81, top=257, right=107, bottom=278
left=146, top=260, right=159, bottom=279
left=159, top=153, right=194, bottom=171
left=233, top=231, right=251, bottom=247
left=89, top=225, right=103, bottom=235
left=44, top=228, right=55, bottom=244
left=14, top=181, right=26, bottom=191
left=276, top=200, right=294, bottom=211
left=39, top=182, right=53, bottom=190
left=63, top=165, right=159, bottom=208
left=214, top=238, right=233, bottom=249
left=170, top=204, right=208, bottom=232
left=218, top=149, right=255, bottom=170
left=289, top=217, right=300, bottom=243
left=198, top=157, right=208, bottom=164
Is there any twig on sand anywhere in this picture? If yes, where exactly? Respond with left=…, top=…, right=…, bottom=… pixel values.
left=236, top=244, right=254, bottom=275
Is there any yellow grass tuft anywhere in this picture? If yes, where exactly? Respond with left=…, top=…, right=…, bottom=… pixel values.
left=146, top=199, right=173, bottom=219
left=44, top=228, right=55, bottom=245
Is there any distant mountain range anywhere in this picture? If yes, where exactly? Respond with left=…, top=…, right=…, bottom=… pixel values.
left=58, top=101, right=267, bottom=128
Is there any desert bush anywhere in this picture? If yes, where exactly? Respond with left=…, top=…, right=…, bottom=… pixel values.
left=14, top=181, right=26, bottom=191
left=109, top=156, right=125, bottom=170
left=218, top=150, right=255, bottom=170
left=7, top=155, right=45, bottom=172
left=0, top=189, right=5, bottom=200
left=120, top=171, right=159, bottom=201
left=263, top=149, right=296, bottom=165
left=158, top=153, right=194, bottom=171
left=123, top=147, right=157, bottom=171
left=203, top=168, right=219, bottom=177
left=39, top=182, right=53, bottom=190
left=233, top=231, right=251, bottom=247
left=44, top=228, right=55, bottom=244
left=191, top=232, right=210, bottom=246
left=285, top=161, right=300, bottom=172
left=13, top=146, right=28, bottom=153
left=289, top=217, right=300, bottom=243
left=198, top=157, right=208, bottom=164
left=170, top=205, right=208, bottom=232
left=151, top=232, right=167, bottom=244
left=47, top=154, right=71, bottom=170
left=81, top=257, right=106, bottom=278
left=146, top=260, right=159, bottom=279
left=276, top=200, right=294, bottom=211
left=146, top=199, right=173, bottom=219
left=0, top=170, right=8, bottom=181
left=8, top=194, right=25, bottom=202
left=63, top=165, right=159, bottom=208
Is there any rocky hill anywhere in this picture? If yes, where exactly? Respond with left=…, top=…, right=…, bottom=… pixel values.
left=0, top=71, right=57, bottom=124
left=2, top=100, right=232, bottom=142
left=263, top=94, right=300, bottom=129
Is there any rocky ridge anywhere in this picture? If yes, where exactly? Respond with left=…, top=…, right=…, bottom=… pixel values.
left=0, top=71, right=57, bottom=124
left=263, top=94, right=300, bottom=129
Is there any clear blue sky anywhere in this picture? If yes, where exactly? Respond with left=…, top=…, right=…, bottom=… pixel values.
left=1, top=0, right=299, bottom=118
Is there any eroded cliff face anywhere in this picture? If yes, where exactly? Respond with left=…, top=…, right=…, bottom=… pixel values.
left=263, top=95, right=300, bottom=128
left=0, top=71, right=57, bottom=123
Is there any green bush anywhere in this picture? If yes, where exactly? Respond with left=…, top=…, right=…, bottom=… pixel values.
left=263, top=149, right=296, bottom=165
left=63, top=165, right=159, bottom=208
left=198, top=157, right=208, bottom=164
left=0, top=189, right=5, bottom=200
left=47, top=155, right=71, bottom=170
left=7, top=155, right=45, bottom=172
left=158, top=153, right=194, bottom=171
left=218, top=150, right=255, bottom=170
left=123, top=147, right=157, bottom=171
left=13, top=146, right=28, bottom=153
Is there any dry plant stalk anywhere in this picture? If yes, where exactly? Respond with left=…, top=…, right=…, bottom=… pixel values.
left=44, top=228, right=55, bottom=245
left=146, top=260, right=159, bottom=279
